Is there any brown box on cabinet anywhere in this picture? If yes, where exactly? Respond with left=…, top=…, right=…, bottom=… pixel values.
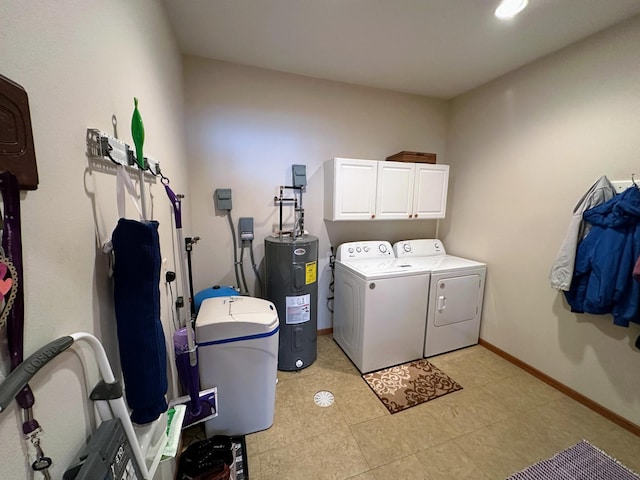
left=386, top=151, right=437, bottom=164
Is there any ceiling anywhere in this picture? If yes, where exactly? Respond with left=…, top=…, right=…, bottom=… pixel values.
left=163, top=0, right=640, bottom=99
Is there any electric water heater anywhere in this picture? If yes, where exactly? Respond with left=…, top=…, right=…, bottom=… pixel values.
left=264, top=234, right=318, bottom=371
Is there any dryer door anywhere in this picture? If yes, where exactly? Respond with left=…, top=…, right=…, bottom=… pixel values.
left=424, top=269, right=486, bottom=357
left=433, top=274, right=482, bottom=326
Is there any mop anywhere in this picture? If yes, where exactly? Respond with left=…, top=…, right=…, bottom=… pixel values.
left=163, top=180, right=216, bottom=428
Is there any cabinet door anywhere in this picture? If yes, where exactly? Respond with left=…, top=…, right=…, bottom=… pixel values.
left=332, top=158, right=378, bottom=220
left=375, top=161, right=415, bottom=219
left=412, top=164, right=449, bottom=219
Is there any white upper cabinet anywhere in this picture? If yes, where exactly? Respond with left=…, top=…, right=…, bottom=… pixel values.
left=324, top=158, right=449, bottom=221
left=412, top=164, right=449, bottom=219
left=324, top=158, right=378, bottom=220
left=375, top=161, right=415, bottom=219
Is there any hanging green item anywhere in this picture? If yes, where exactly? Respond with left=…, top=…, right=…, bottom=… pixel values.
left=131, top=97, right=145, bottom=170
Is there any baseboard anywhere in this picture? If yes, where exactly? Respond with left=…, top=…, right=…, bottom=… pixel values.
left=317, top=328, right=333, bottom=336
left=478, top=338, right=640, bottom=437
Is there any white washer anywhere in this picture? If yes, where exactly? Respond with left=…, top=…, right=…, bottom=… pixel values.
left=394, top=239, right=487, bottom=358
left=333, top=241, right=429, bottom=373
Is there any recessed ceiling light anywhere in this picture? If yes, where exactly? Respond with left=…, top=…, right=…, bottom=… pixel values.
left=495, top=0, right=529, bottom=19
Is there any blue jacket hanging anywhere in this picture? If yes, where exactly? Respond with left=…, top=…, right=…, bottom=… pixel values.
left=565, top=185, right=640, bottom=327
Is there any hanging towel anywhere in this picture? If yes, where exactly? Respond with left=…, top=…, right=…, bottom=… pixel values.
left=549, top=176, right=616, bottom=291
left=112, top=218, right=168, bottom=424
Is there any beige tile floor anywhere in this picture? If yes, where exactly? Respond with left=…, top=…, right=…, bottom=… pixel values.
left=245, top=334, right=640, bottom=480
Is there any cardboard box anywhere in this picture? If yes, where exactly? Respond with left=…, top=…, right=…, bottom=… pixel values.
left=386, top=151, right=436, bottom=164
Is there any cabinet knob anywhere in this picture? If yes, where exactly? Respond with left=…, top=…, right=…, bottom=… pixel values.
left=409, top=214, right=413, bottom=218
left=414, top=214, right=418, bottom=218
left=371, top=214, right=375, bottom=219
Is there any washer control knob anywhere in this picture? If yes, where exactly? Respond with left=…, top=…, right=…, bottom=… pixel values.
left=403, top=243, right=412, bottom=253
left=363, top=246, right=370, bottom=252
left=378, top=244, right=388, bottom=254
left=348, top=247, right=354, bottom=253
left=356, top=247, right=361, bottom=253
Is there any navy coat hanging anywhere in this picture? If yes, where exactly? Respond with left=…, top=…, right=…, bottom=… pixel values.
left=565, top=185, right=640, bottom=327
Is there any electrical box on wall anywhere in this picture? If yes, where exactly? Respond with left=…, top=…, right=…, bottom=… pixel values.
left=239, top=217, right=254, bottom=241
left=292, top=164, right=307, bottom=188
left=214, top=188, right=232, bottom=211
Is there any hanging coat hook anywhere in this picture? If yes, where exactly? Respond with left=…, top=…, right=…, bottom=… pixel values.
left=632, top=173, right=637, bottom=187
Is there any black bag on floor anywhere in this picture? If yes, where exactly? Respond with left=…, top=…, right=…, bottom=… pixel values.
left=178, top=435, right=234, bottom=480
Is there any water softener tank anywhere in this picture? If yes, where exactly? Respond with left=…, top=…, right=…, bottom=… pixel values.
left=264, top=234, right=318, bottom=370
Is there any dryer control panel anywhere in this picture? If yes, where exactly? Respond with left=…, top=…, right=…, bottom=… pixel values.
left=394, top=239, right=446, bottom=258
left=336, top=241, right=393, bottom=261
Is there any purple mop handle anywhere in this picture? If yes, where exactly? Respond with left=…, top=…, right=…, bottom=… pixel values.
left=164, top=182, right=182, bottom=228
left=163, top=179, right=197, bottom=364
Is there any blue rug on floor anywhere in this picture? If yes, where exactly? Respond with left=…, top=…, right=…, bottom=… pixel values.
left=507, top=440, right=640, bottom=479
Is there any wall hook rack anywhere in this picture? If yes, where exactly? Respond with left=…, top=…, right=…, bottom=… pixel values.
left=86, top=128, right=159, bottom=182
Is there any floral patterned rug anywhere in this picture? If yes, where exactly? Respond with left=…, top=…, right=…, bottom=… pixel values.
left=362, top=359, right=462, bottom=414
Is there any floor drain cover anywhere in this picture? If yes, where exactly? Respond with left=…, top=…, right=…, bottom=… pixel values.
left=313, top=390, right=335, bottom=407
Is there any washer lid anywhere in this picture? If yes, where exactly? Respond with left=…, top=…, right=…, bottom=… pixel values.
left=337, top=257, right=429, bottom=279
left=195, top=296, right=279, bottom=343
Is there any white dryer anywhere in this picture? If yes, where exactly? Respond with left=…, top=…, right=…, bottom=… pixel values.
left=393, top=239, right=487, bottom=358
left=333, top=241, right=429, bottom=373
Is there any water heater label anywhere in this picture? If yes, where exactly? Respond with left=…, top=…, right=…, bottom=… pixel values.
left=305, top=261, right=317, bottom=284
left=286, top=294, right=311, bottom=324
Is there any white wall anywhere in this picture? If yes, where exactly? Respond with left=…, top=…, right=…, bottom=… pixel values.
left=3, top=3, right=637, bottom=477
left=0, top=1, right=188, bottom=478
left=442, top=15, right=640, bottom=425
left=183, top=57, right=450, bottom=330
